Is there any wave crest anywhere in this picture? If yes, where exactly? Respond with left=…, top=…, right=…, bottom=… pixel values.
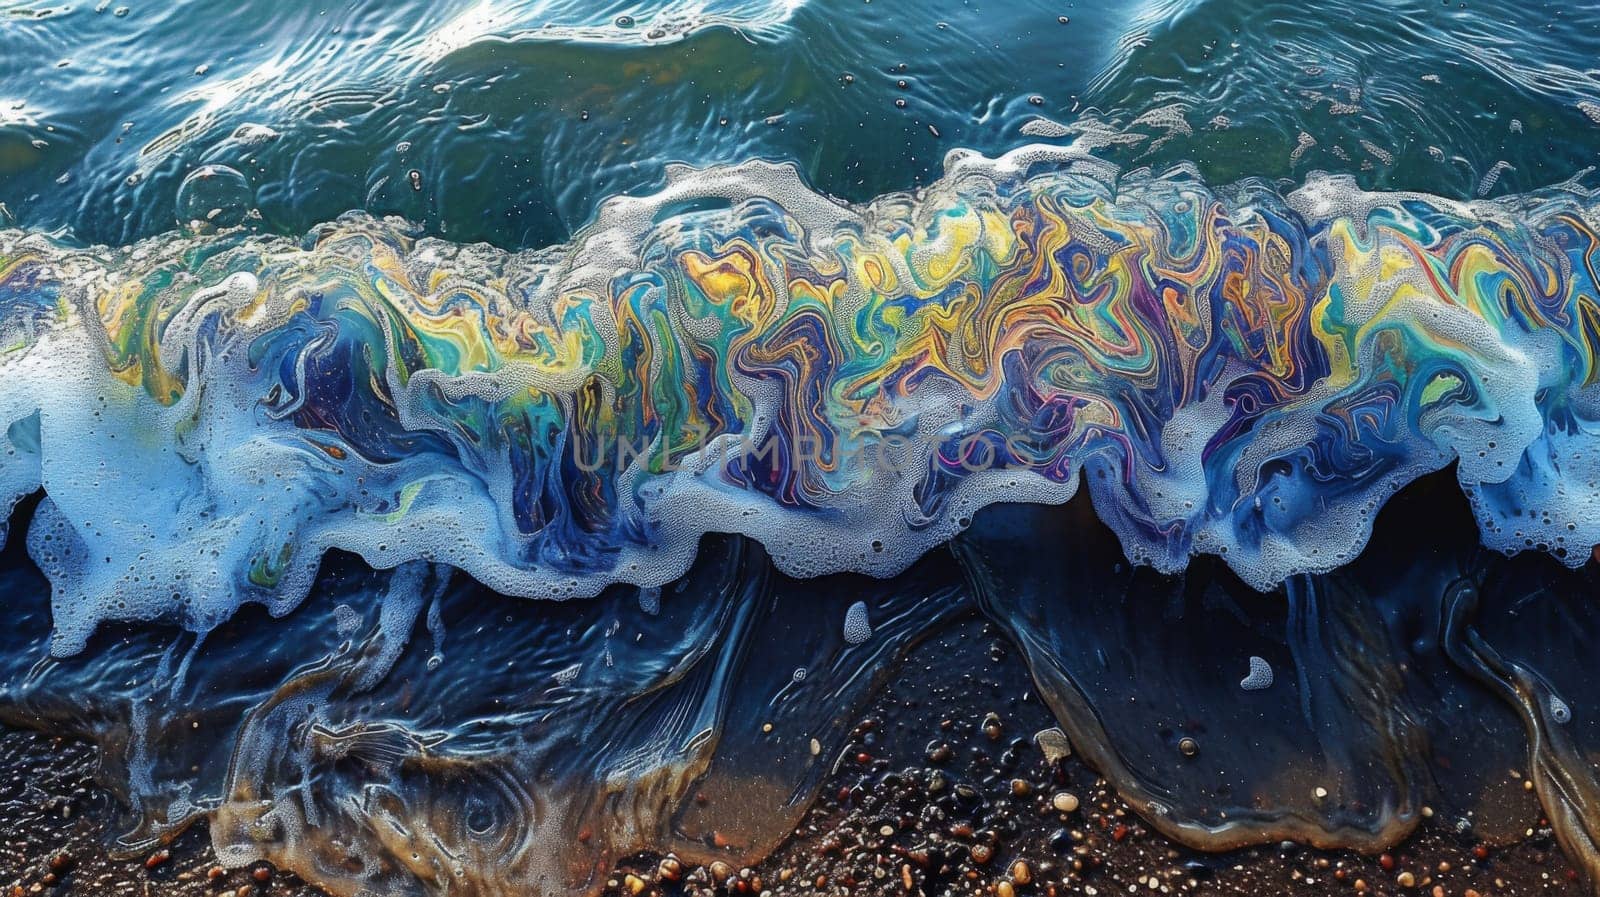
left=3, top=145, right=1599, bottom=651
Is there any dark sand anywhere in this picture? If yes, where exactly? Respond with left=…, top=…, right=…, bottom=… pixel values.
left=1, top=616, right=1581, bottom=897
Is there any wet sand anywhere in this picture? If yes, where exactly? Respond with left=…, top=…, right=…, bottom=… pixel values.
left=1, top=615, right=1581, bottom=897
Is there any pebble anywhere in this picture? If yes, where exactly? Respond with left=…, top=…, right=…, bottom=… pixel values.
left=982, top=712, right=1003, bottom=740
left=1178, top=737, right=1199, bottom=757
left=144, top=849, right=170, bottom=869
left=1011, top=861, right=1032, bottom=885
left=624, top=873, right=647, bottom=894
left=970, top=843, right=994, bottom=865
left=997, top=881, right=1015, bottom=897
left=658, top=857, right=682, bottom=881
left=1397, top=870, right=1416, bottom=888
left=1034, top=727, right=1072, bottom=764
left=1052, top=791, right=1080, bottom=813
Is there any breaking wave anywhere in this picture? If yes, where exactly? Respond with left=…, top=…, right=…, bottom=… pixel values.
left=4, top=145, right=1600, bottom=654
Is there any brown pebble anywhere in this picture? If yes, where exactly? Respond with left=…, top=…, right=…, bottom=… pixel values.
left=145, top=849, right=171, bottom=870
left=1010, top=778, right=1031, bottom=797
left=624, top=874, right=647, bottom=894
left=1011, top=861, right=1032, bottom=886
left=710, top=861, right=733, bottom=882
left=1465, top=890, right=1482, bottom=897
left=1379, top=854, right=1396, bottom=872
left=1472, top=844, right=1490, bottom=861
left=251, top=866, right=272, bottom=883
left=1397, top=871, right=1416, bottom=888
left=1432, top=886, right=1445, bottom=897
left=658, top=858, right=682, bottom=882
left=208, top=866, right=227, bottom=882
left=900, top=864, right=914, bottom=892
left=48, top=854, right=71, bottom=873
left=997, top=881, right=1015, bottom=897
left=235, top=887, right=253, bottom=897
left=970, top=843, right=994, bottom=865
left=982, top=712, right=1003, bottom=740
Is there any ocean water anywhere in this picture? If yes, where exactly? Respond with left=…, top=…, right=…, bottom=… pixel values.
left=4, top=0, right=1600, bottom=894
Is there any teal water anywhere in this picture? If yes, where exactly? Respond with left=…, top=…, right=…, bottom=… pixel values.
left=4, top=0, right=1600, bottom=248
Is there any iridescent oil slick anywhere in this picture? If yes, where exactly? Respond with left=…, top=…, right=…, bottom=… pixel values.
left=4, top=0, right=1600, bottom=894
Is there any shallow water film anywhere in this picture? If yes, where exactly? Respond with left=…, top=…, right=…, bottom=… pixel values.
left=5, top=1, right=1600, bottom=896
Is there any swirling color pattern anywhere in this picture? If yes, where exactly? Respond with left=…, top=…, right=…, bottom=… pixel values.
left=2, top=146, right=1598, bottom=652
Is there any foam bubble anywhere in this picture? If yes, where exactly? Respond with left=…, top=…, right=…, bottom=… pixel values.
left=842, top=601, right=872, bottom=645
left=1241, top=656, right=1275, bottom=691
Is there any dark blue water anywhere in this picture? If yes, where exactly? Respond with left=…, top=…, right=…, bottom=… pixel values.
left=5, top=0, right=1600, bottom=248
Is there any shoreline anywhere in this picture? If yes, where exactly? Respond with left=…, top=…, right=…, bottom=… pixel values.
left=3, top=617, right=1581, bottom=897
